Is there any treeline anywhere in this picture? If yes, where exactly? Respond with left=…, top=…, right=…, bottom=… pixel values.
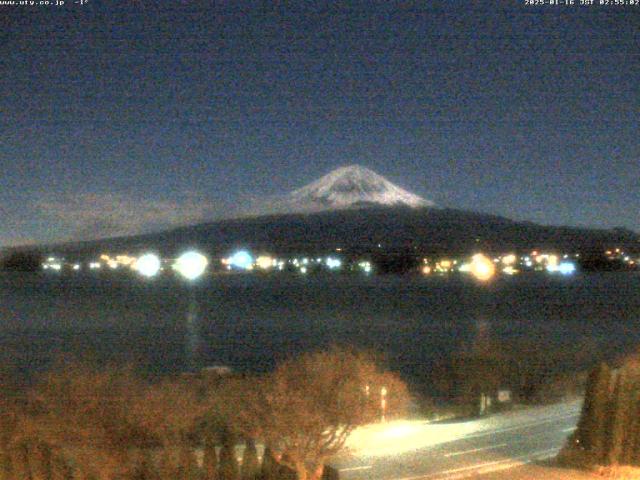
left=561, top=354, right=640, bottom=469
left=0, top=251, right=43, bottom=272
left=426, top=330, right=596, bottom=414
left=0, top=348, right=410, bottom=480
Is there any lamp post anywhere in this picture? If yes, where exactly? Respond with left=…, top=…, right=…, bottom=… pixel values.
left=173, top=251, right=209, bottom=372
left=380, top=386, right=387, bottom=423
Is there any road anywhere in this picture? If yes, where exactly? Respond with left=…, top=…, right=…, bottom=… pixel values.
left=332, top=400, right=582, bottom=480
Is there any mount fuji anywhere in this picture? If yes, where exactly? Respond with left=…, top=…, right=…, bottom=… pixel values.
left=8, top=166, right=638, bottom=262
left=272, top=165, right=434, bottom=213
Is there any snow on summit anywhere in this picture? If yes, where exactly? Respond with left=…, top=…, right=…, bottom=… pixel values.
left=286, top=165, right=434, bottom=211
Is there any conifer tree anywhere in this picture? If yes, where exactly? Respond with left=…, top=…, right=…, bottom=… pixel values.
left=177, top=444, right=200, bottom=480
left=605, top=367, right=634, bottom=464
left=12, top=440, right=33, bottom=480
left=631, top=396, right=640, bottom=465
left=240, top=439, right=260, bottom=480
left=30, top=441, right=53, bottom=480
left=0, top=447, right=12, bottom=480
left=218, top=432, right=239, bottom=480
left=50, top=454, right=73, bottom=480
left=620, top=360, right=640, bottom=464
left=573, top=362, right=612, bottom=459
left=260, top=447, right=279, bottom=480
left=202, top=436, right=217, bottom=480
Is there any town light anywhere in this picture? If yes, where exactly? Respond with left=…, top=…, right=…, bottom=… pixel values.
left=558, top=262, right=576, bottom=275
left=228, top=250, right=254, bottom=270
left=502, top=266, right=518, bottom=275
left=502, top=254, right=516, bottom=266
left=173, top=251, right=209, bottom=280
left=359, top=261, right=372, bottom=273
left=135, top=253, right=161, bottom=278
left=470, top=253, right=495, bottom=281
left=326, top=257, right=342, bottom=269
left=256, top=255, right=275, bottom=270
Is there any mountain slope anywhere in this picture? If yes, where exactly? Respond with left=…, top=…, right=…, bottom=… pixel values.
left=31, top=206, right=639, bottom=259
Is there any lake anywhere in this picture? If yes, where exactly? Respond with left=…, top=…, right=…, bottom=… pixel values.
left=1, top=271, right=639, bottom=394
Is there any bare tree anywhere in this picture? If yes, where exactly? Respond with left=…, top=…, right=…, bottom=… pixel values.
left=26, top=360, right=153, bottom=479
left=236, top=347, right=410, bottom=480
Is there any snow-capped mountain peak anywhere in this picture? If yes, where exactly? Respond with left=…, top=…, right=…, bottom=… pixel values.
left=286, top=165, right=433, bottom=211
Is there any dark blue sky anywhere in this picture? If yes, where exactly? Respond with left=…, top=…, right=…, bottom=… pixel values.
left=1, top=1, right=638, bottom=247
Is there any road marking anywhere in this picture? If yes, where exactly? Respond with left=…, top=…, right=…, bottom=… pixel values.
left=562, top=426, right=577, bottom=433
left=389, top=448, right=559, bottom=480
left=441, top=448, right=559, bottom=480
left=459, top=413, right=579, bottom=441
left=339, top=465, right=373, bottom=472
left=444, top=443, right=507, bottom=458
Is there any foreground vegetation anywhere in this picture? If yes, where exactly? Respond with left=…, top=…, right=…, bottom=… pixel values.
left=0, top=331, right=616, bottom=480
left=559, top=352, right=640, bottom=477
left=0, top=347, right=409, bottom=480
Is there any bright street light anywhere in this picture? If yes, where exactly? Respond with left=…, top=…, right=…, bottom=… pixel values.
left=173, top=251, right=209, bottom=280
left=135, top=253, right=161, bottom=278
left=470, top=253, right=496, bottom=281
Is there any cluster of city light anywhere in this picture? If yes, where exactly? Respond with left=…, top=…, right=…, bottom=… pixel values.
left=435, top=259, right=454, bottom=273
left=502, top=266, right=518, bottom=275
left=220, top=251, right=349, bottom=274
left=547, top=261, right=576, bottom=275
left=358, top=261, right=372, bottom=274
left=42, top=256, right=62, bottom=271
left=255, top=255, right=277, bottom=270
left=535, top=253, right=558, bottom=268
left=40, top=246, right=622, bottom=280
left=606, top=247, right=637, bottom=266
left=99, top=253, right=136, bottom=270
left=501, top=254, right=517, bottom=266
left=326, top=257, right=342, bottom=270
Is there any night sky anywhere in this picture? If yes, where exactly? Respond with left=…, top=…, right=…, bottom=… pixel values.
left=1, top=1, right=638, bottom=247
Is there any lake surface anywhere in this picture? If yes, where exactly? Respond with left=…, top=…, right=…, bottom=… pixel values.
left=1, top=271, right=639, bottom=393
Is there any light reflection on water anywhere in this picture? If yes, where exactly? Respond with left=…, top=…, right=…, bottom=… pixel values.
left=0, top=272, right=639, bottom=391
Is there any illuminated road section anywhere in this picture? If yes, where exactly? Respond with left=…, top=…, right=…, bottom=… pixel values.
left=333, top=400, right=581, bottom=480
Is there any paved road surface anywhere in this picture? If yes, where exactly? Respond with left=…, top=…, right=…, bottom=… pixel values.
left=333, top=400, right=582, bottom=480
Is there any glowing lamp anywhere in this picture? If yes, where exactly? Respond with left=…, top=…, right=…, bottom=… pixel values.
left=326, top=257, right=342, bottom=269
left=135, top=253, right=161, bottom=278
left=174, top=251, right=209, bottom=280
left=558, top=262, right=576, bottom=275
left=470, top=253, right=496, bottom=281
left=256, top=255, right=274, bottom=270
left=229, top=250, right=254, bottom=270
left=502, top=254, right=516, bottom=266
